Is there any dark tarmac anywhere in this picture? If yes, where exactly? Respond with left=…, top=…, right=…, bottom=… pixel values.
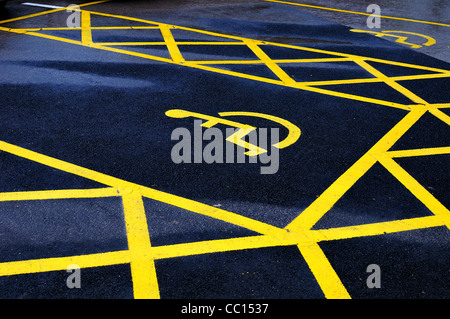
left=0, top=0, right=448, bottom=303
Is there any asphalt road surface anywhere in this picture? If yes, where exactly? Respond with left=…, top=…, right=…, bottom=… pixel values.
left=0, top=0, right=448, bottom=303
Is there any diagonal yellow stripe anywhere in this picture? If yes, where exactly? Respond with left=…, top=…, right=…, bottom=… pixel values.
left=159, top=25, right=184, bottom=63
left=264, top=0, right=450, bottom=28
left=298, top=243, right=351, bottom=299
left=0, top=187, right=124, bottom=202
left=0, top=250, right=130, bottom=277
left=0, top=0, right=111, bottom=25
left=244, top=39, right=296, bottom=85
left=376, top=154, right=450, bottom=230
left=286, top=109, right=426, bottom=231
left=387, top=146, right=450, bottom=158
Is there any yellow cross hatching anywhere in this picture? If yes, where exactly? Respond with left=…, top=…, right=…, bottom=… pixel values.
left=0, top=1, right=449, bottom=299
left=1, top=2, right=449, bottom=112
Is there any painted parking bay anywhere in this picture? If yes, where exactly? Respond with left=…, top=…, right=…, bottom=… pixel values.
left=0, top=0, right=449, bottom=299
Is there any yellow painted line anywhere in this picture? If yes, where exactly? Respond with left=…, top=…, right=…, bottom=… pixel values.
left=0, top=140, right=283, bottom=236
left=293, top=84, right=412, bottom=111
left=429, top=108, right=450, bottom=126
left=151, top=234, right=297, bottom=260
left=93, top=42, right=168, bottom=46
left=362, top=57, right=450, bottom=75
left=2, top=7, right=448, bottom=111
left=151, top=215, right=445, bottom=260
left=183, top=61, right=285, bottom=86
left=428, top=103, right=450, bottom=109
left=387, top=146, right=450, bottom=158
left=0, top=187, right=125, bottom=202
left=286, top=151, right=377, bottom=231
left=0, top=135, right=447, bottom=298
left=8, top=4, right=450, bottom=79
left=0, top=250, right=130, bottom=277
left=11, top=26, right=161, bottom=31
left=92, top=26, right=161, bottom=30
left=298, top=72, right=450, bottom=87
left=286, top=109, right=426, bottom=231
left=192, top=57, right=351, bottom=64
left=77, top=8, right=357, bottom=62
left=138, top=187, right=287, bottom=236
left=264, top=0, right=450, bottom=28
left=244, top=39, right=296, bottom=85
left=2, top=214, right=440, bottom=278
left=353, top=58, right=429, bottom=105
left=0, top=0, right=111, bottom=25
left=122, top=191, right=160, bottom=299
left=298, top=243, right=351, bottom=299
left=376, top=154, right=450, bottom=230
left=159, top=25, right=185, bottom=63
left=184, top=59, right=262, bottom=65
left=392, top=73, right=450, bottom=81
left=0, top=26, right=83, bottom=45
left=0, top=141, right=140, bottom=191
left=314, top=215, right=446, bottom=242
left=92, top=42, right=175, bottom=64
left=81, top=11, right=93, bottom=45
left=261, top=39, right=450, bottom=74
left=0, top=4, right=447, bottom=298
left=81, top=9, right=254, bottom=43
left=190, top=60, right=413, bottom=110
left=97, top=41, right=248, bottom=46
left=244, top=40, right=296, bottom=85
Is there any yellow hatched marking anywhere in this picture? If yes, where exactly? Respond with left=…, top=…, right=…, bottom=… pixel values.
left=286, top=109, right=427, bottom=232
left=243, top=39, right=296, bottom=85
left=0, top=140, right=284, bottom=237
left=1, top=6, right=448, bottom=112
left=376, top=154, right=450, bottom=230
left=353, top=59, right=429, bottom=105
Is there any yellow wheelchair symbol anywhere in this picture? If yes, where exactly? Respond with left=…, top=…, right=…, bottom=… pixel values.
left=165, top=109, right=301, bottom=156
left=350, top=29, right=436, bottom=49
